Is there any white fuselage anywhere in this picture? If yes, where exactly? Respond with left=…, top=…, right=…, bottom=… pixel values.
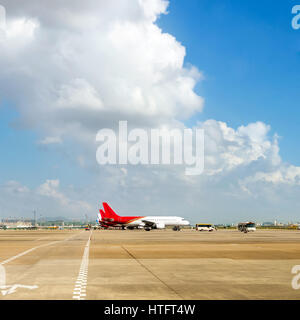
left=126, top=216, right=190, bottom=228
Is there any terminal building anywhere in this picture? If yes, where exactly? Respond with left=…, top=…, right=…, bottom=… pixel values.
left=0, top=218, right=34, bottom=229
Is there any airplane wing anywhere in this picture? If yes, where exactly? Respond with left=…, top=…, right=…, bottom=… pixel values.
left=142, top=219, right=165, bottom=229
left=141, top=220, right=156, bottom=227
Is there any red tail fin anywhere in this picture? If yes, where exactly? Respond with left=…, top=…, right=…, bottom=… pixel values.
left=103, top=202, right=119, bottom=218
left=99, top=209, right=106, bottom=220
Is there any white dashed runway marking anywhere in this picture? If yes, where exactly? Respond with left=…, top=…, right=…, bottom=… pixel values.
left=73, top=231, right=92, bottom=300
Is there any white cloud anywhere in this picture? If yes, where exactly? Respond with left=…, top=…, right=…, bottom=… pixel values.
left=36, top=179, right=92, bottom=211
left=36, top=179, right=66, bottom=204
left=2, top=180, right=30, bottom=194
left=243, top=165, right=300, bottom=186
left=0, top=0, right=203, bottom=144
left=5, top=18, right=39, bottom=39
left=0, top=179, right=92, bottom=219
left=56, top=78, right=104, bottom=111
left=38, top=136, right=62, bottom=145
left=139, top=0, right=169, bottom=22
left=195, top=120, right=279, bottom=175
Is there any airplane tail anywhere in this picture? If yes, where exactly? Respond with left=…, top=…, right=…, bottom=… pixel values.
left=103, top=202, right=120, bottom=219
left=97, top=211, right=102, bottom=223
left=100, top=209, right=107, bottom=219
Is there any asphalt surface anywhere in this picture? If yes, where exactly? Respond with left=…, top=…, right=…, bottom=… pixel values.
left=0, top=229, right=300, bottom=299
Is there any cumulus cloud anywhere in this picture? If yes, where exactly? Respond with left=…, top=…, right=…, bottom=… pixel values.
left=0, top=0, right=203, bottom=144
left=242, top=165, right=300, bottom=187
left=199, top=120, right=280, bottom=175
left=36, top=179, right=92, bottom=212
left=5, top=17, right=39, bottom=39
left=56, top=78, right=104, bottom=111
left=36, top=179, right=67, bottom=204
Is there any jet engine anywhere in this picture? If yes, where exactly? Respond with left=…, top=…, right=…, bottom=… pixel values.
left=154, top=222, right=165, bottom=229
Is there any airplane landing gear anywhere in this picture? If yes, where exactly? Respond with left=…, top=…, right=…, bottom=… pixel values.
left=173, top=226, right=181, bottom=231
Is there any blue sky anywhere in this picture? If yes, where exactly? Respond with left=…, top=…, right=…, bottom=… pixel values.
left=0, top=106, right=91, bottom=189
left=159, top=0, right=300, bottom=164
left=0, top=0, right=300, bottom=222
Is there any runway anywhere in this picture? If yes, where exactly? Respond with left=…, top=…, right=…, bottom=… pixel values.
left=0, top=229, right=300, bottom=300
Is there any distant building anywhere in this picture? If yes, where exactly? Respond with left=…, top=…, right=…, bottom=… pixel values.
left=262, top=222, right=274, bottom=227
left=1, top=218, right=33, bottom=229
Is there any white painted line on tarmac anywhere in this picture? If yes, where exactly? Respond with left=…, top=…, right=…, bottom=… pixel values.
left=73, top=231, right=92, bottom=300
left=0, top=231, right=84, bottom=266
left=0, top=242, right=57, bottom=266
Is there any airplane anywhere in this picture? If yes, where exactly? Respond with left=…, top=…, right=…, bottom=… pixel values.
left=96, top=209, right=113, bottom=229
left=97, top=202, right=190, bottom=231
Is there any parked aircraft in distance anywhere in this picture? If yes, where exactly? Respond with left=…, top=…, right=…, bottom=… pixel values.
left=97, top=202, right=190, bottom=231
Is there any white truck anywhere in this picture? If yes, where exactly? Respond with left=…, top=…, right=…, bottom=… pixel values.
left=196, top=223, right=216, bottom=232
